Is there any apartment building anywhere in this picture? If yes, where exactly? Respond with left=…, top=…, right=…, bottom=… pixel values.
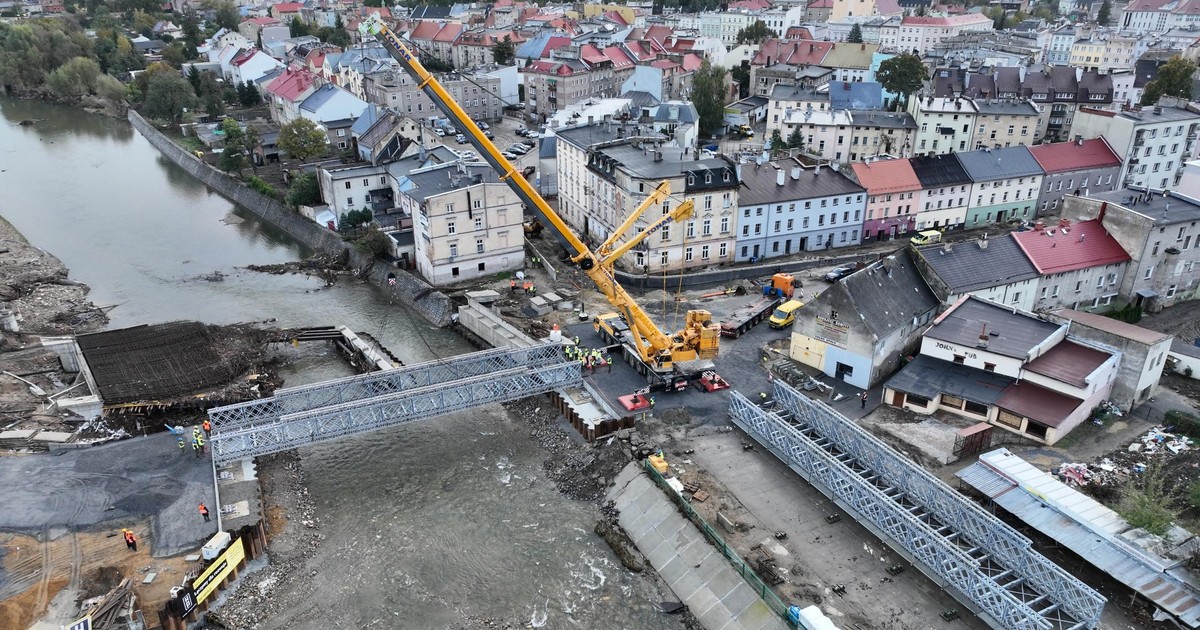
left=911, top=234, right=1041, bottom=311
left=769, top=106, right=917, bottom=163
left=971, top=99, right=1043, bottom=148
left=363, top=69, right=503, bottom=123
left=1028, top=137, right=1123, bottom=214
left=1069, top=36, right=1138, bottom=72
left=1012, top=218, right=1132, bottom=313
left=1121, top=0, right=1200, bottom=33
left=956, top=146, right=1044, bottom=229
left=735, top=161, right=866, bottom=261
left=885, top=14, right=994, bottom=56
left=523, top=44, right=635, bottom=120
left=910, top=96, right=978, bottom=155
left=400, top=163, right=524, bottom=286
left=555, top=124, right=740, bottom=273
left=851, top=158, right=922, bottom=241
left=910, top=154, right=971, bottom=230
left=1072, top=103, right=1200, bottom=190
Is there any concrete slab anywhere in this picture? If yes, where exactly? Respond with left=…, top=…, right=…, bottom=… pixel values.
left=687, top=587, right=725, bottom=620
left=658, top=554, right=689, bottom=582
left=721, top=582, right=761, bottom=618
left=464, top=289, right=501, bottom=304
left=645, top=533, right=679, bottom=568
left=666, top=565, right=706, bottom=601
left=705, top=562, right=745, bottom=600
left=31, top=431, right=75, bottom=443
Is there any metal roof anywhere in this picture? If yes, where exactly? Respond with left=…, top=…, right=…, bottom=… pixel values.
left=884, top=354, right=1013, bottom=404
left=959, top=448, right=1200, bottom=628
left=925, top=295, right=1062, bottom=359
left=914, top=234, right=1040, bottom=294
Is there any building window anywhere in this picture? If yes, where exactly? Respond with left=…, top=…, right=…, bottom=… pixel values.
left=661, top=225, right=670, bottom=242
left=983, top=362, right=995, bottom=372
left=685, top=247, right=693, bottom=262
left=953, top=354, right=965, bottom=364
left=702, top=219, right=712, bottom=235
left=447, top=221, right=456, bottom=235
left=1075, top=280, right=1082, bottom=293
left=449, top=243, right=458, bottom=257
left=1011, top=292, right=1021, bottom=304
left=476, top=239, right=485, bottom=254
left=701, top=245, right=710, bottom=259
left=446, top=203, right=454, bottom=213
left=660, top=251, right=669, bottom=266
left=719, top=243, right=728, bottom=257
left=720, top=217, right=729, bottom=233
left=474, top=217, right=483, bottom=230
left=344, top=181, right=352, bottom=190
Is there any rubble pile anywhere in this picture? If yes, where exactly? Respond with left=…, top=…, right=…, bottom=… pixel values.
left=1054, top=426, right=1194, bottom=488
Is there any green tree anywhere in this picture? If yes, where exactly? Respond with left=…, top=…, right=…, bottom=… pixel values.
left=205, top=0, right=240, bottom=30
left=187, top=64, right=201, bottom=92
left=735, top=20, right=776, bottom=45
left=987, top=6, right=1007, bottom=30
left=877, top=53, right=928, bottom=111
left=786, top=126, right=804, bottom=150
left=1142, top=56, right=1196, bottom=105
left=243, top=124, right=260, bottom=173
left=237, top=80, right=262, bottom=106
left=690, top=60, right=728, bottom=137
left=46, top=56, right=100, bottom=101
left=1098, top=0, right=1112, bottom=25
left=278, top=117, right=327, bottom=162
left=286, top=171, right=322, bottom=207
left=492, top=34, right=515, bottom=65
left=180, top=10, right=201, bottom=57
left=730, top=63, right=750, bottom=98
left=142, top=71, right=197, bottom=120
left=290, top=16, right=310, bottom=37
left=847, top=23, right=863, bottom=44
left=96, top=74, right=127, bottom=104
left=162, top=41, right=188, bottom=68
left=769, top=129, right=784, bottom=156
left=218, top=118, right=248, bottom=173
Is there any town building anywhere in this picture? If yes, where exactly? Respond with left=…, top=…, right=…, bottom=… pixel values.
left=362, top=68, right=503, bottom=123
left=1120, top=0, right=1200, bottom=33
left=735, top=161, right=866, bottom=262
left=955, top=146, right=1044, bottom=229
left=882, top=295, right=1118, bottom=445
left=555, top=124, right=740, bottom=273
left=1065, top=186, right=1200, bottom=309
left=1012, top=218, right=1132, bottom=313
left=1049, top=308, right=1173, bottom=410
left=768, top=106, right=917, bottom=163
left=522, top=44, right=637, bottom=121
left=298, top=84, right=370, bottom=146
left=910, top=96, right=978, bottom=155
left=852, top=158, right=922, bottom=242
left=790, top=249, right=940, bottom=389
left=910, top=154, right=971, bottom=230
left=263, top=67, right=320, bottom=124
left=1028, top=137, right=1123, bottom=215
left=911, top=234, right=1041, bottom=311
left=884, top=14, right=994, bottom=56
left=400, top=163, right=525, bottom=285
left=970, top=99, right=1043, bottom=149
left=1069, top=35, right=1139, bottom=72
left=1072, top=103, right=1200, bottom=190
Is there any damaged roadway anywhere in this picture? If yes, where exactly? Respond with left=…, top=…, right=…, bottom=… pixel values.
left=0, top=432, right=217, bottom=556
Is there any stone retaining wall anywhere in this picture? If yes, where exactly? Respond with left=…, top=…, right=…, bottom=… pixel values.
left=127, top=110, right=454, bottom=326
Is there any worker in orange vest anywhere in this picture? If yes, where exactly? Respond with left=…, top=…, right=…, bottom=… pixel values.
left=123, top=529, right=137, bottom=552
left=202, top=419, right=211, bottom=437
left=199, top=502, right=210, bottom=522
left=510, top=278, right=517, bottom=293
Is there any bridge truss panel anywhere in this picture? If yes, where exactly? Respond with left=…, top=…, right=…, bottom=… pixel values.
left=210, top=361, right=581, bottom=464
left=208, top=345, right=564, bottom=430
left=769, top=382, right=1105, bottom=628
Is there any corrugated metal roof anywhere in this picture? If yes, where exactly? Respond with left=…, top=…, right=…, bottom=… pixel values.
left=958, top=449, right=1200, bottom=627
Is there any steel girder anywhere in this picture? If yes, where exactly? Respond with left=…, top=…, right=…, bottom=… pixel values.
left=728, top=393, right=1054, bottom=630
left=210, top=361, right=581, bottom=464
left=208, top=345, right=564, bottom=430
left=769, top=383, right=1104, bottom=628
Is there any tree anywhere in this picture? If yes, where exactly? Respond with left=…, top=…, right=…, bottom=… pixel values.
left=1142, top=56, right=1196, bottom=105
left=847, top=23, right=863, bottom=44
left=238, top=80, right=261, bottom=106
left=492, top=34, right=515, bottom=66
left=46, top=56, right=101, bottom=101
left=877, top=53, right=928, bottom=111
left=187, top=65, right=201, bottom=92
left=162, top=41, right=188, bottom=68
left=205, top=0, right=240, bottom=30
left=290, top=16, right=310, bottom=37
left=730, top=63, right=750, bottom=98
left=218, top=118, right=248, bottom=173
left=96, top=74, right=127, bottom=104
left=142, top=71, right=197, bottom=120
left=286, top=171, right=322, bottom=207
left=1098, top=0, right=1111, bottom=25
left=735, top=20, right=776, bottom=45
left=690, top=60, right=728, bottom=137
left=243, top=124, right=260, bottom=173
left=987, top=6, right=1007, bottom=30
left=786, top=126, right=804, bottom=150
left=278, top=117, right=327, bottom=162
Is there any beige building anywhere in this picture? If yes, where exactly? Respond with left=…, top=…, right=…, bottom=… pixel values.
left=1069, top=36, right=1137, bottom=72
left=769, top=107, right=917, bottom=163
left=400, top=163, right=524, bottom=286
left=363, top=69, right=503, bottom=123
left=555, top=123, right=741, bottom=273
left=971, top=99, right=1043, bottom=149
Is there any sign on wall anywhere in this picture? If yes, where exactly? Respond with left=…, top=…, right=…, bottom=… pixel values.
left=813, top=316, right=849, bottom=348
left=192, top=537, right=246, bottom=605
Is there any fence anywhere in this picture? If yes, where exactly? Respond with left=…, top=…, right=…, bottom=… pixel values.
left=640, top=459, right=794, bottom=626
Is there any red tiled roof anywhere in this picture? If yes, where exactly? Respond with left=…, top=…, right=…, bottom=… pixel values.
left=603, top=10, right=628, bottom=25
left=1028, top=138, right=1122, bottom=173
left=362, top=7, right=391, bottom=19
left=540, top=35, right=571, bottom=58
left=1024, top=341, right=1112, bottom=389
left=433, top=24, right=462, bottom=42
left=1051, top=309, right=1172, bottom=345
left=680, top=53, right=703, bottom=72
left=901, top=13, right=992, bottom=25
left=651, top=59, right=679, bottom=70
left=729, top=0, right=771, bottom=8
left=1011, top=219, right=1131, bottom=275
left=580, top=44, right=606, bottom=64
left=409, top=21, right=441, bottom=40
left=232, top=48, right=259, bottom=66
left=850, top=159, right=922, bottom=194
left=752, top=39, right=834, bottom=66
left=786, top=26, right=815, bottom=39
left=996, top=381, right=1082, bottom=428
left=272, top=2, right=302, bottom=13
left=266, top=68, right=317, bottom=101
left=604, top=46, right=634, bottom=68
left=244, top=17, right=281, bottom=26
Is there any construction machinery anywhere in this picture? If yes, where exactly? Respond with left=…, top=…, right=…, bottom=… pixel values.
left=359, top=15, right=720, bottom=375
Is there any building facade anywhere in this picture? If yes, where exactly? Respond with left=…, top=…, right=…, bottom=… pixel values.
left=735, top=161, right=866, bottom=261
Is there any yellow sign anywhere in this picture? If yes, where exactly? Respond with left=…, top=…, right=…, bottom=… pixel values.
left=192, top=537, right=245, bottom=604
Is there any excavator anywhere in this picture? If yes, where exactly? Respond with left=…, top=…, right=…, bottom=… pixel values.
left=359, top=15, right=721, bottom=375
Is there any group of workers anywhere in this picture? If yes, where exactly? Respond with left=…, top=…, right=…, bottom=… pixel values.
left=564, top=338, right=612, bottom=375
left=177, top=420, right=210, bottom=457
left=509, top=278, right=537, bottom=294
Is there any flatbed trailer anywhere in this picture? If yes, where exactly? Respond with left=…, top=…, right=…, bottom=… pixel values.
left=719, top=296, right=783, bottom=338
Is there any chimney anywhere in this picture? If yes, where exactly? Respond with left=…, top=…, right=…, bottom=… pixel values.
left=977, top=323, right=989, bottom=348
left=791, top=167, right=801, bottom=180
left=777, top=169, right=786, bottom=186
left=1079, top=233, right=1086, bottom=242
left=1034, top=219, right=1045, bottom=231
left=1058, top=218, right=1070, bottom=229
left=978, top=234, right=989, bottom=250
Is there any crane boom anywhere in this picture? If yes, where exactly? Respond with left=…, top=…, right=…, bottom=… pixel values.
left=359, top=15, right=719, bottom=369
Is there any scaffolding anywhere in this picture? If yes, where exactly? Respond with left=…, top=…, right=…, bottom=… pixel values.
left=728, top=382, right=1105, bottom=630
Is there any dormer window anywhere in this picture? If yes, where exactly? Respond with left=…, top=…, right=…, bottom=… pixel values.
left=688, top=174, right=695, bottom=186
left=705, top=173, right=712, bottom=184
left=723, top=171, right=731, bottom=182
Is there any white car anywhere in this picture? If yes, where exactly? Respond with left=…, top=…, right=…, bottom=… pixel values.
left=434, top=128, right=446, bottom=137
left=501, top=151, right=519, bottom=160
left=478, top=122, right=490, bottom=130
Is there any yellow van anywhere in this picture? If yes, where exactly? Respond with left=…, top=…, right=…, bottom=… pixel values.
left=769, top=299, right=805, bottom=329
left=910, top=229, right=943, bottom=246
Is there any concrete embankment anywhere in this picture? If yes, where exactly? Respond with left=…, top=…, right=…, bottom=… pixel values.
left=126, top=110, right=454, bottom=327
left=606, top=462, right=789, bottom=630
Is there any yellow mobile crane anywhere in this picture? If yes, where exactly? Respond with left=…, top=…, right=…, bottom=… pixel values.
left=359, top=15, right=720, bottom=373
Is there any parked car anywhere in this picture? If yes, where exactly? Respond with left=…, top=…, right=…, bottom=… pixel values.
left=434, top=128, right=446, bottom=137
left=519, top=139, right=536, bottom=148
left=506, top=144, right=529, bottom=155
left=824, top=265, right=856, bottom=282
left=483, top=130, right=494, bottom=139
left=455, top=133, right=468, bottom=144
left=457, top=151, right=477, bottom=161
left=501, top=151, right=519, bottom=160
left=478, top=122, right=489, bottom=130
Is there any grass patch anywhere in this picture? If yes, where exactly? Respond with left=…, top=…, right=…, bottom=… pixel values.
left=1118, top=461, right=1180, bottom=536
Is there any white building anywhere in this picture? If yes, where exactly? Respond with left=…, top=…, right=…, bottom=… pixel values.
left=1072, top=103, right=1200, bottom=190
left=735, top=160, right=866, bottom=261
left=888, top=14, right=994, bottom=56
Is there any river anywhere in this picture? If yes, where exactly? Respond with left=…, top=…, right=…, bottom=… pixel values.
left=0, top=98, right=676, bottom=629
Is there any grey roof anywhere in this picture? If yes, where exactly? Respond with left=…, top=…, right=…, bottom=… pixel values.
left=651, top=102, right=699, bottom=124
left=925, top=295, right=1062, bottom=359
left=351, top=103, right=381, bottom=136
left=555, top=121, right=664, bottom=150
left=404, top=164, right=502, bottom=202
left=885, top=354, right=1013, bottom=404
left=1087, top=188, right=1200, bottom=226
left=840, top=248, right=940, bottom=339
left=954, top=146, right=1044, bottom=181
left=848, top=110, right=916, bottom=129
left=829, top=81, right=883, bottom=110
left=738, top=163, right=864, bottom=206
left=1171, top=337, right=1200, bottom=360
left=910, top=154, right=971, bottom=187
left=623, top=90, right=660, bottom=110
left=915, top=234, right=1039, bottom=293
left=1110, top=106, right=1200, bottom=124
left=768, top=83, right=826, bottom=102
left=972, top=99, right=1039, bottom=117
left=299, top=83, right=340, bottom=113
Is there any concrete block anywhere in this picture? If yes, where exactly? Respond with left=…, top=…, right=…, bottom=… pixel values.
left=529, top=296, right=552, bottom=316
left=464, top=290, right=501, bottom=304
left=541, top=291, right=562, bottom=304
left=143, top=572, right=157, bottom=584
left=716, top=511, right=736, bottom=533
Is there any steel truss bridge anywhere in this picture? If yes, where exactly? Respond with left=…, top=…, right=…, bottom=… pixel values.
left=729, top=382, right=1106, bottom=630
left=207, top=345, right=580, bottom=464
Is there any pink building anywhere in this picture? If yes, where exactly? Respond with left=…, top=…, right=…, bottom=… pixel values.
left=851, top=158, right=922, bottom=242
